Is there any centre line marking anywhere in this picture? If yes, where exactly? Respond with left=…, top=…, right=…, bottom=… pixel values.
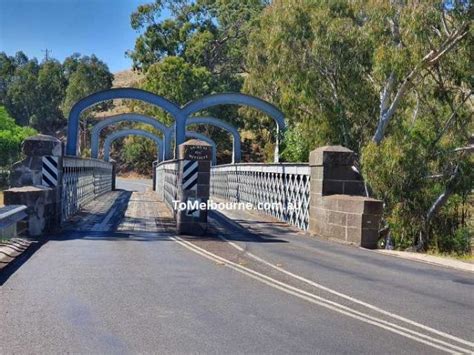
left=172, top=236, right=473, bottom=354
left=216, top=233, right=474, bottom=349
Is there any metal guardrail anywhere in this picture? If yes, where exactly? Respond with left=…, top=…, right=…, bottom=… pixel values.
left=61, top=156, right=114, bottom=221
left=0, top=205, right=28, bottom=239
left=155, top=160, right=179, bottom=211
left=210, top=163, right=311, bottom=231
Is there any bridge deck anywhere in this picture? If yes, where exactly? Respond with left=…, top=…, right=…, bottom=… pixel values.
left=0, top=180, right=472, bottom=353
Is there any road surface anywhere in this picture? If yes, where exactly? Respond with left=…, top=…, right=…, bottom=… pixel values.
left=116, top=177, right=153, bottom=192
left=0, top=180, right=472, bottom=354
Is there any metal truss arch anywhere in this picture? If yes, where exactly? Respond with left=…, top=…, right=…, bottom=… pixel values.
left=91, top=113, right=173, bottom=161
left=66, top=88, right=183, bottom=156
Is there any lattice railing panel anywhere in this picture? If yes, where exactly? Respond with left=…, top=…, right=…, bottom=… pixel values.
left=211, top=164, right=311, bottom=231
left=155, top=160, right=178, bottom=212
left=61, top=157, right=113, bottom=221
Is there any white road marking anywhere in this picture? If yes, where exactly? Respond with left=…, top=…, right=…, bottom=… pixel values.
left=172, top=236, right=473, bottom=354
left=216, top=234, right=474, bottom=349
left=92, top=194, right=128, bottom=231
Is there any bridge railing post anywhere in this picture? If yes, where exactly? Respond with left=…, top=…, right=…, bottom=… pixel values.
left=111, top=160, right=116, bottom=191
left=4, top=135, right=63, bottom=236
left=176, top=140, right=212, bottom=235
left=308, top=146, right=383, bottom=249
left=152, top=161, right=158, bottom=191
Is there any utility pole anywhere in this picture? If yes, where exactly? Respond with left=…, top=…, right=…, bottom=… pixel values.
left=41, top=48, right=52, bottom=61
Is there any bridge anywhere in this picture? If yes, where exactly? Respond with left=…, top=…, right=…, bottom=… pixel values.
left=0, top=89, right=472, bottom=354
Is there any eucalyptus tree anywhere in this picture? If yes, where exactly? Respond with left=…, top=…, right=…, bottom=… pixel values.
left=244, top=0, right=473, bottom=252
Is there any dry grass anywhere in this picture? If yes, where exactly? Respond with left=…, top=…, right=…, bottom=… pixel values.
left=0, top=191, right=4, bottom=207
left=427, top=251, right=474, bottom=263
left=92, top=69, right=144, bottom=119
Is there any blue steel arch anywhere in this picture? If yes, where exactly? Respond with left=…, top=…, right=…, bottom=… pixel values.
left=103, top=129, right=163, bottom=162
left=66, top=88, right=183, bottom=156
left=181, top=93, right=285, bottom=162
left=67, top=89, right=285, bottom=161
left=90, top=113, right=173, bottom=161
left=186, top=131, right=217, bottom=166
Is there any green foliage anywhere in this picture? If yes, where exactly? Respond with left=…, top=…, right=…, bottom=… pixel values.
left=0, top=52, right=113, bottom=134
left=62, top=54, right=114, bottom=116
left=244, top=0, right=378, bottom=159
left=143, top=56, right=213, bottom=106
left=31, top=60, right=67, bottom=133
left=128, top=0, right=267, bottom=77
left=243, top=0, right=473, bottom=252
left=0, top=106, right=36, bottom=166
left=3, top=55, right=40, bottom=126
left=120, top=125, right=158, bottom=176
left=122, top=137, right=156, bottom=176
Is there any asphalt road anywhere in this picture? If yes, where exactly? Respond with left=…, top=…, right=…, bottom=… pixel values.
left=116, top=177, right=153, bottom=192
left=0, top=180, right=472, bottom=354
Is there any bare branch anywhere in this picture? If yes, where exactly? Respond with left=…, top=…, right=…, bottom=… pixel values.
left=431, top=91, right=472, bottom=147
left=411, top=90, right=420, bottom=124
left=372, top=20, right=470, bottom=143
left=441, top=10, right=451, bottom=36
left=426, top=159, right=464, bottom=226
left=431, top=25, right=443, bottom=39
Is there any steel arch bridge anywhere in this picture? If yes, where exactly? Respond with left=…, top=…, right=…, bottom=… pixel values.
left=67, top=88, right=285, bottom=161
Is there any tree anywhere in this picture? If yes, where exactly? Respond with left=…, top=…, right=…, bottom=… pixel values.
left=368, top=0, right=472, bottom=144
left=0, top=106, right=36, bottom=166
left=0, top=53, right=16, bottom=105
left=30, top=59, right=67, bottom=133
left=244, top=1, right=378, bottom=161
left=4, top=55, right=40, bottom=126
left=128, top=0, right=266, bottom=86
left=244, top=0, right=473, bottom=252
left=62, top=55, right=114, bottom=151
left=0, top=52, right=114, bottom=136
left=143, top=56, right=214, bottom=106
left=62, top=55, right=114, bottom=116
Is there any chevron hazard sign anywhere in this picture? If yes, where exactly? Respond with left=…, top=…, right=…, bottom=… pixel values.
left=42, top=156, right=59, bottom=187
left=182, top=160, right=199, bottom=191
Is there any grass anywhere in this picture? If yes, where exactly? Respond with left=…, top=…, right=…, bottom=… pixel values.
left=427, top=250, right=474, bottom=263
left=0, top=191, right=3, bottom=207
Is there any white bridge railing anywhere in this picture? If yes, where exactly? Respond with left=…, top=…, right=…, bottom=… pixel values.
left=155, top=160, right=179, bottom=212
left=210, top=163, right=311, bottom=231
left=61, top=157, right=113, bottom=221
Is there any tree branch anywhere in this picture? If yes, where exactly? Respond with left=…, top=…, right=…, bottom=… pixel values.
left=431, top=91, right=472, bottom=147
left=441, top=10, right=451, bottom=36
left=372, top=20, right=470, bottom=144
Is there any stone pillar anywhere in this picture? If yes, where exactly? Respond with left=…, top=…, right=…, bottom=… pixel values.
left=308, top=146, right=383, bottom=249
left=4, top=187, right=58, bottom=236
left=176, top=140, right=212, bottom=236
left=4, top=135, right=63, bottom=236
left=9, top=134, right=63, bottom=187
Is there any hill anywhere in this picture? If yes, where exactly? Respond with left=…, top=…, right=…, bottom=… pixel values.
left=93, top=69, right=143, bottom=118
left=113, top=69, right=143, bottom=88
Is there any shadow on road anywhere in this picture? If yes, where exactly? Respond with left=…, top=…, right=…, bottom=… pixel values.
left=0, top=238, right=45, bottom=285
left=209, top=210, right=289, bottom=244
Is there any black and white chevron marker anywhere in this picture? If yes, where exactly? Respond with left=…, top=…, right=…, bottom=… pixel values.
left=42, top=156, right=59, bottom=187
left=182, top=160, right=199, bottom=191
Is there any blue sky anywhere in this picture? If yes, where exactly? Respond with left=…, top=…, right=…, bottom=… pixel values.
left=0, top=0, right=156, bottom=72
